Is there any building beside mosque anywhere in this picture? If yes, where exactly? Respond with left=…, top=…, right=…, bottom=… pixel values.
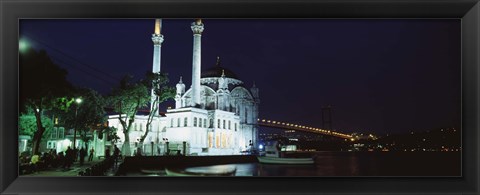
left=105, top=19, right=260, bottom=156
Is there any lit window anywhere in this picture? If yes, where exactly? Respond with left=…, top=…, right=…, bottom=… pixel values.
left=59, top=127, right=65, bottom=139
left=51, top=127, right=58, bottom=139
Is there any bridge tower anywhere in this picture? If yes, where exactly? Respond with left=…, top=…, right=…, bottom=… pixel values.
left=322, top=106, right=332, bottom=130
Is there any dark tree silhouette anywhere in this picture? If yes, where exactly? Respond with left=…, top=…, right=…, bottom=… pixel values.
left=20, top=48, right=73, bottom=154
left=62, top=88, right=107, bottom=150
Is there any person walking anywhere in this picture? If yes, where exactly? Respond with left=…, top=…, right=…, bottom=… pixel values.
left=105, top=148, right=111, bottom=159
left=79, top=147, right=86, bottom=166
left=113, top=145, right=120, bottom=158
left=65, top=146, right=73, bottom=169
left=113, top=145, right=121, bottom=168
left=88, top=148, right=94, bottom=162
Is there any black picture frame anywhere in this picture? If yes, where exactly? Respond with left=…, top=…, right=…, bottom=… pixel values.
left=1, top=0, right=479, bottom=194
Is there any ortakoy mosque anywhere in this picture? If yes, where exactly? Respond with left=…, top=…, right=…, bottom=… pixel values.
left=107, top=19, right=260, bottom=156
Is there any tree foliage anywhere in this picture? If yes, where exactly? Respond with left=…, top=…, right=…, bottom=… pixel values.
left=108, top=72, right=175, bottom=156
left=19, top=48, right=73, bottom=154
left=19, top=112, right=53, bottom=139
left=137, top=72, right=175, bottom=154
left=62, top=88, right=107, bottom=148
left=108, top=75, right=150, bottom=156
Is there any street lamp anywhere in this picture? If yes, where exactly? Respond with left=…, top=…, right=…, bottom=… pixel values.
left=73, top=97, right=82, bottom=150
left=19, top=38, right=31, bottom=53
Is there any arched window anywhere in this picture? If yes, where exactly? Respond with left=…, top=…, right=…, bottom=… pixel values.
left=59, top=127, right=65, bottom=139
left=51, top=127, right=58, bottom=139
left=184, top=117, right=188, bottom=127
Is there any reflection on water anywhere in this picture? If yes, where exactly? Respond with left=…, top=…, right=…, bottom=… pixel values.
left=130, top=152, right=460, bottom=177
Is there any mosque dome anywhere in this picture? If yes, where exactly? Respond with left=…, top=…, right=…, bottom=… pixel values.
left=201, top=57, right=239, bottom=79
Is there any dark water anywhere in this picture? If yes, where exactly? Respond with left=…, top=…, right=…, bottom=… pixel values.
left=130, top=151, right=461, bottom=177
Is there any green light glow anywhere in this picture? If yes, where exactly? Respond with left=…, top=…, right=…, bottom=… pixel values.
left=19, top=38, right=30, bottom=53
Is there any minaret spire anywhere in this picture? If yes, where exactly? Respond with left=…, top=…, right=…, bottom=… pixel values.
left=154, top=19, right=162, bottom=35
left=190, top=18, right=204, bottom=107
left=151, top=18, right=165, bottom=115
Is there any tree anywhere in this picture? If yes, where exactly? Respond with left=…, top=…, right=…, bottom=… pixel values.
left=137, top=72, right=175, bottom=154
left=62, top=88, right=107, bottom=150
left=108, top=76, right=150, bottom=156
left=19, top=108, right=54, bottom=140
left=20, top=48, right=73, bottom=154
left=103, top=126, right=121, bottom=144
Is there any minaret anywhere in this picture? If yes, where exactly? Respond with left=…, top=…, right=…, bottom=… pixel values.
left=175, top=76, right=186, bottom=109
left=151, top=19, right=164, bottom=115
left=190, top=19, right=204, bottom=107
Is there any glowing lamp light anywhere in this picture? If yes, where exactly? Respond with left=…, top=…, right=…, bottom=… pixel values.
left=259, top=144, right=263, bottom=150
left=75, top=98, right=83, bottom=104
left=19, top=38, right=30, bottom=53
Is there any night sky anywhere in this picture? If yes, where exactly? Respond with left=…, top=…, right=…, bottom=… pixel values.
left=19, top=19, right=461, bottom=135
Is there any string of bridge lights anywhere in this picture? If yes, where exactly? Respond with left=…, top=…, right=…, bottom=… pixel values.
left=257, top=118, right=352, bottom=138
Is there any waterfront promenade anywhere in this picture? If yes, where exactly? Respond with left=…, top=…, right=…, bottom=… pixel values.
left=22, top=158, right=120, bottom=176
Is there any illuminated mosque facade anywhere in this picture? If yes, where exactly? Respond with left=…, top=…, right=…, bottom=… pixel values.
left=107, top=19, right=260, bottom=155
